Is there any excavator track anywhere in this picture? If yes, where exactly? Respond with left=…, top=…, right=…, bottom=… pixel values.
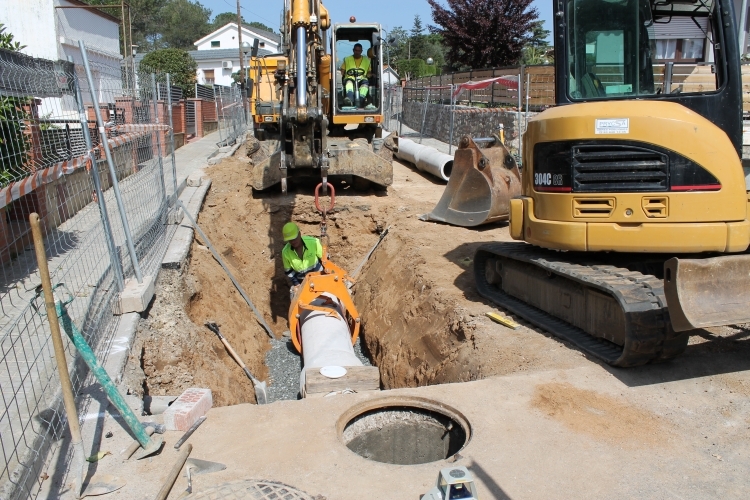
left=474, top=242, right=689, bottom=367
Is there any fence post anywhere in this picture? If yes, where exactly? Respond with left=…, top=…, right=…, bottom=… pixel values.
left=469, top=69, right=473, bottom=106
left=399, top=84, right=404, bottom=137
left=165, top=73, right=179, bottom=201
left=150, top=73, right=168, bottom=204
left=73, top=72, right=125, bottom=292
left=79, top=40, right=144, bottom=283
left=419, top=88, right=431, bottom=144
left=525, top=72, right=531, bottom=132
left=449, top=84, right=455, bottom=155
left=518, top=65, right=524, bottom=164
left=213, top=86, right=224, bottom=145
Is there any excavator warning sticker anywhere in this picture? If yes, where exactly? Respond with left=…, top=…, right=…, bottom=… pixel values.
left=595, top=118, right=629, bottom=134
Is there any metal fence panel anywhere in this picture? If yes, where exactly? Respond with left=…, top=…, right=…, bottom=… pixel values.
left=0, top=44, right=177, bottom=499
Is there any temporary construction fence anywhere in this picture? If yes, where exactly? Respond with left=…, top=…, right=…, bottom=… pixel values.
left=0, top=44, right=183, bottom=499
left=195, top=83, right=245, bottom=147
left=393, top=65, right=555, bottom=162
left=399, top=62, right=750, bottom=160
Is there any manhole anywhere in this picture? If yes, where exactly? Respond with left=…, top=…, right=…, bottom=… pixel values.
left=338, top=396, right=471, bottom=465
left=187, top=479, right=315, bottom=499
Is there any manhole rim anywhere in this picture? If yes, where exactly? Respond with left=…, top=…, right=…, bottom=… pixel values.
left=336, top=395, right=472, bottom=465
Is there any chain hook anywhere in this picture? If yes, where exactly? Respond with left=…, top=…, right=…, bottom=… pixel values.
left=314, top=183, right=335, bottom=214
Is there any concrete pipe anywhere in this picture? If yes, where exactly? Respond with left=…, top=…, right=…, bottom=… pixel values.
left=394, top=138, right=453, bottom=181
left=298, top=293, right=362, bottom=397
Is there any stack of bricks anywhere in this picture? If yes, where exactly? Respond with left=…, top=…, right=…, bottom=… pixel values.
left=163, top=388, right=213, bottom=431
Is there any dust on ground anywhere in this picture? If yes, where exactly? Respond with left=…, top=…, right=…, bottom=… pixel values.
left=531, top=382, right=672, bottom=448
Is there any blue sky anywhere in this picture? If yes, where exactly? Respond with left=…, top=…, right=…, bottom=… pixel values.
left=201, top=0, right=553, bottom=42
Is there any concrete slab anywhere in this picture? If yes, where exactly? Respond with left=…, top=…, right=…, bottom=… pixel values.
left=104, top=312, right=140, bottom=386
left=162, top=179, right=213, bottom=269
left=45, top=362, right=749, bottom=500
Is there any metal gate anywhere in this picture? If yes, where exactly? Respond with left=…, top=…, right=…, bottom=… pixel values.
left=186, top=99, right=196, bottom=136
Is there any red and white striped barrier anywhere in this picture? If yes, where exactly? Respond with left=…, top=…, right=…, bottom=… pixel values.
left=0, top=154, right=92, bottom=210
left=0, top=124, right=171, bottom=210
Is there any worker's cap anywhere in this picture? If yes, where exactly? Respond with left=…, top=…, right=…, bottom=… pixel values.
left=282, top=222, right=300, bottom=241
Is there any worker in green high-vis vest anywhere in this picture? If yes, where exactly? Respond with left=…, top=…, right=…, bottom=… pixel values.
left=340, top=43, right=373, bottom=108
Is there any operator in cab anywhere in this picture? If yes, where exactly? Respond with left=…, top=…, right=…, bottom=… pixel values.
left=340, top=43, right=373, bottom=108
left=281, top=222, right=323, bottom=299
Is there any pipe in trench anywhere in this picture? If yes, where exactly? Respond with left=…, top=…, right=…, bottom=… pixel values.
left=298, top=293, right=362, bottom=397
left=296, top=26, right=307, bottom=107
left=394, top=138, right=453, bottom=181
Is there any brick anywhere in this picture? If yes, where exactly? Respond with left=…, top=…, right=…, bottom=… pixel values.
left=163, top=388, right=213, bottom=431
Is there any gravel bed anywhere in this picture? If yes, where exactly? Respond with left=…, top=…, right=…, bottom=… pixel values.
left=265, top=334, right=372, bottom=402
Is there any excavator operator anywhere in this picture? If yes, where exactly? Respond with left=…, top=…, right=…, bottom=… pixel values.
left=281, top=222, right=323, bottom=298
left=340, top=43, right=373, bottom=108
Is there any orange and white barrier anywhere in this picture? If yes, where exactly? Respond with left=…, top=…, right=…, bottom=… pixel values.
left=0, top=125, right=171, bottom=210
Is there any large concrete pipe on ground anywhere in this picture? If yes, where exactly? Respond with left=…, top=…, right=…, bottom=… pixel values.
left=394, top=138, right=453, bottom=181
left=298, top=293, right=363, bottom=397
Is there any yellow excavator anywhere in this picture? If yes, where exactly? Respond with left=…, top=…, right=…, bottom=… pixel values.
left=471, top=0, right=748, bottom=366
left=249, top=0, right=392, bottom=193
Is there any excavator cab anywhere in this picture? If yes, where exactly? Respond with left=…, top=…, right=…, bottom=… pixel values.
left=330, top=23, right=384, bottom=129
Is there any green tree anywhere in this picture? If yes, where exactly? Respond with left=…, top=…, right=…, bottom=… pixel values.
left=521, top=21, right=552, bottom=64
left=141, top=48, right=198, bottom=97
left=247, top=21, right=276, bottom=34
left=213, top=12, right=244, bottom=29
left=409, top=15, right=427, bottom=59
left=0, top=25, right=30, bottom=186
left=0, top=23, right=26, bottom=51
left=159, top=0, right=212, bottom=50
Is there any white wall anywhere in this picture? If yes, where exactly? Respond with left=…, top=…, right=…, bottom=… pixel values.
left=3, top=0, right=57, bottom=59
left=55, top=0, right=121, bottom=58
left=195, top=24, right=279, bottom=53
left=197, top=61, right=237, bottom=87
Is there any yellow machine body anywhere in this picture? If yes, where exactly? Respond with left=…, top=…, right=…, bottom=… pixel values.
left=250, top=1, right=392, bottom=192
left=249, top=55, right=285, bottom=127
left=510, top=100, right=749, bottom=253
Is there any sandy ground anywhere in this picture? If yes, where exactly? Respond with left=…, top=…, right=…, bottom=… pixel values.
left=40, top=141, right=750, bottom=499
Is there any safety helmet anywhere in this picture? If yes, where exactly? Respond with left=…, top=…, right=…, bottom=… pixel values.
left=282, top=222, right=300, bottom=241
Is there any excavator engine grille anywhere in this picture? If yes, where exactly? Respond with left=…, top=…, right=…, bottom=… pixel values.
left=572, top=145, right=669, bottom=192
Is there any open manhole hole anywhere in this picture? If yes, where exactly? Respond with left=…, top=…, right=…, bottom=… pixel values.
left=338, top=396, right=470, bottom=465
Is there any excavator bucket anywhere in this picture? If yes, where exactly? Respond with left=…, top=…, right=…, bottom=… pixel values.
left=664, top=254, right=750, bottom=332
left=420, top=135, right=522, bottom=227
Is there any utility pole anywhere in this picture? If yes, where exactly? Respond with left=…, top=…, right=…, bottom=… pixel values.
left=237, top=0, right=248, bottom=121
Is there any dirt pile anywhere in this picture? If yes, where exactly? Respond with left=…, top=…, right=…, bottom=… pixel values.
left=354, top=231, right=480, bottom=388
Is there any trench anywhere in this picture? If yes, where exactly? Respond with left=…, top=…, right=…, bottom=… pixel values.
left=123, top=145, right=483, bottom=409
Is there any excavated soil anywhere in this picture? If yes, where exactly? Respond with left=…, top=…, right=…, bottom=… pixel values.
left=123, top=139, right=591, bottom=406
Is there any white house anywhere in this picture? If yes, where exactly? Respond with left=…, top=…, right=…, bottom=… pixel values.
left=4, top=0, right=123, bottom=109
left=191, top=23, right=280, bottom=87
